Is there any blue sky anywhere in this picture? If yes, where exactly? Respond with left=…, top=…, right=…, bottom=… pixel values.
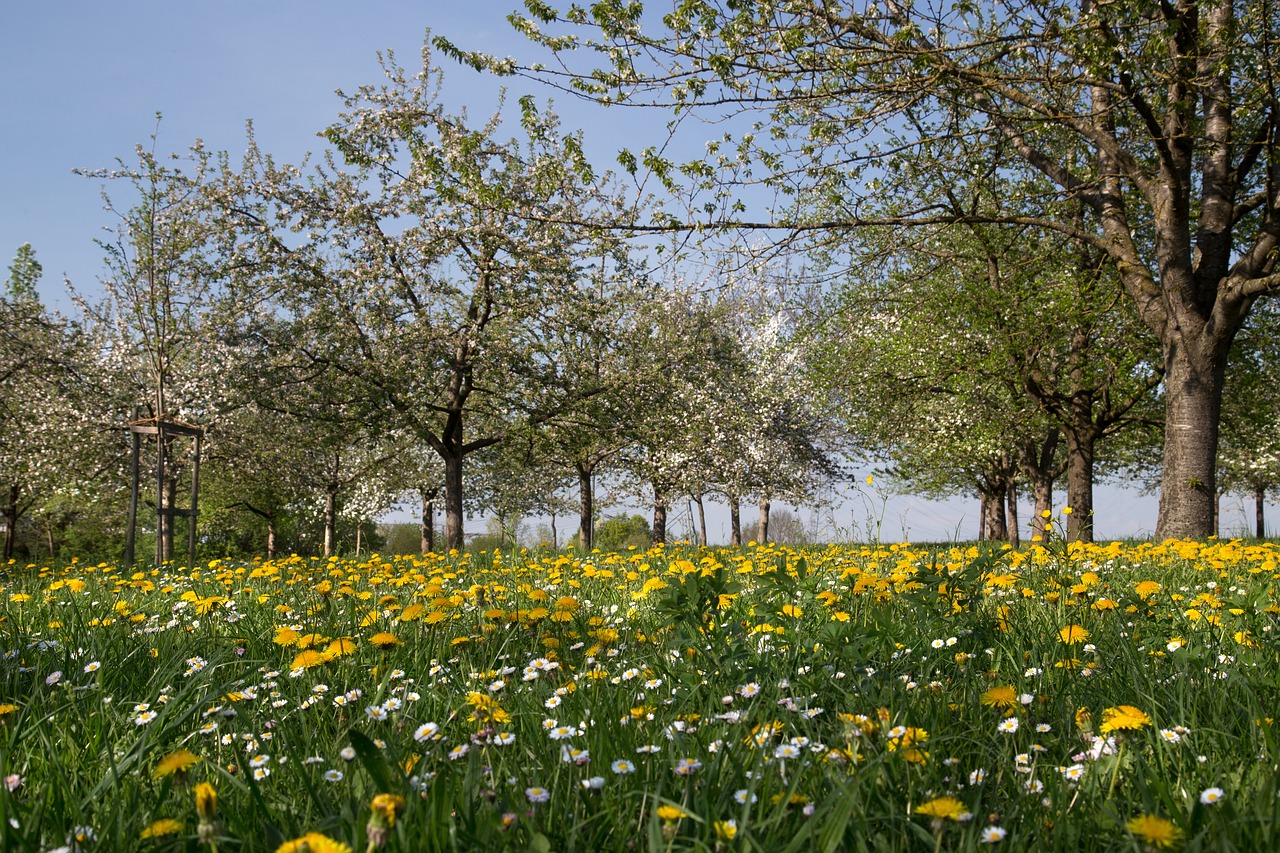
left=5, top=1, right=1261, bottom=542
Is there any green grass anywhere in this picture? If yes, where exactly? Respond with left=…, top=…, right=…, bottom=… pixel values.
left=1, top=537, right=1278, bottom=851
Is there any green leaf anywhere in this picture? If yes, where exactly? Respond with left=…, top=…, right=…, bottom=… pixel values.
left=348, top=728, right=395, bottom=793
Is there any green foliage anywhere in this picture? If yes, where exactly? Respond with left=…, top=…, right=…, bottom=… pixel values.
left=593, top=513, right=651, bottom=551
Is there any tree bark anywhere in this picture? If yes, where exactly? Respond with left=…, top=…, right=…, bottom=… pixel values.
left=266, top=519, right=277, bottom=561
left=693, top=493, right=707, bottom=546
left=1020, top=429, right=1060, bottom=542
left=442, top=448, right=465, bottom=551
left=323, top=484, right=338, bottom=558
left=549, top=510, right=557, bottom=550
left=1256, top=485, right=1267, bottom=539
left=3, top=483, right=18, bottom=562
left=577, top=463, right=593, bottom=550
left=757, top=496, right=770, bottom=543
left=981, top=486, right=1008, bottom=542
left=1006, top=480, right=1020, bottom=550
left=1154, top=350, right=1226, bottom=540
left=652, top=485, right=667, bottom=545
left=1063, top=426, right=1097, bottom=543
left=728, top=494, right=742, bottom=546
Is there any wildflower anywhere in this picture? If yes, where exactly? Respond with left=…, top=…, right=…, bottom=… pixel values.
left=734, top=789, right=758, bottom=805
left=715, top=819, right=738, bottom=840
left=915, top=796, right=967, bottom=821
left=980, top=826, right=1008, bottom=843
left=152, top=749, right=201, bottom=779
left=254, top=767, right=271, bottom=780
left=414, top=722, right=440, bottom=743
left=525, top=786, right=551, bottom=803
left=368, top=793, right=406, bottom=847
left=980, top=685, right=1017, bottom=709
left=611, top=759, right=635, bottom=774
left=340, top=747, right=357, bottom=762
left=275, top=832, right=352, bottom=853
left=324, top=769, right=344, bottom=782
left=997, top=718, right=1020, bottom=734
left=83, top=661, right=101, bottom=673
left=1126, top=814, right=1182, bottom=848
left=448, top=744, right=469, bottom=760
left=135, top=710, right=159, bottom=726
left=1059, top=625, right=1089, bottom=644
left=139, top=818, right=183, bottom=839
left=290, top=650, right=328, bottom=670
left=1099, top=705, right=1152, bottom=734
left=656, top=804, right=687, bottom=821
left=1200, top=787, right=1224, bottom=805
left=45, top=671, right=62, bottom=686
left=673, top=757, right=703, bottom=776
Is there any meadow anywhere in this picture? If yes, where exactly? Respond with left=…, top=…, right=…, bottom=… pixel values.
left=1, top=522, right=1278, bottom=851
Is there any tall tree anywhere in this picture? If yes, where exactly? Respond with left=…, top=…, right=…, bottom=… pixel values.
left=218, top=46, right=631, bottom=550
left=457, top=0, right=1280, bottom=538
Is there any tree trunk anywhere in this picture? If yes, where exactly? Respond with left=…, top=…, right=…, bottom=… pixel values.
left=2, top=483, right=17, bottom=562
left=266, top=519, right=277, bottom=561
left=1155, top=351, right=1225, bottom=540
left=1006, top=480, right=1020, bottom=550
left=757, top=496, right=771, bottom=543
left=442, top=449, right=465, bottom=551
left=1020, top=429, right=1059, bottom=542
left=652, top=485, right=667, bottom=545
left=577, top=463, right=593, bottom=550
left=323, top=484, right=338, bottom=558
left=1063, top=427, right=1096, bottom=543
left=1256, top=485, right=1267, bottom=539
left=419, top=486, right=436, bottom=555
left=981, top=486, right=1008, bottom=542
left=1212, top=489, right=1223, bottom=538
left=549, top=510, right=557, bottom=550
left=728, top=494, right=742, bottom=546
left=977, top=493, right=988, bottom=541
left=693, top=493, right=707, bottom=546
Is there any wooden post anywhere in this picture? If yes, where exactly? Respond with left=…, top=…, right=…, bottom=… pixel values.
left=125, top=430, right=140, bottom=566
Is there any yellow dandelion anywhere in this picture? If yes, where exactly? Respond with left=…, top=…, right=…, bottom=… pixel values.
left=194, top=782, right=218, bottom=819
left=294, top=632, right=326, bottom=649
left=1059, top=625, right=1089, bottom=644
left=275, top=832, right=352, bottom=853
left=1099, top=705, right=1152, bottom=734
left=979, top=685, right=1018, bottom=709
left=656, top=804, right=687, bottom=821
left=289, top=649, right=329, bottom=671
left=781, top=603, right=803, bottom=618
left=1134, top=580, right=1162, bottom=598
left=323, top=637, right=358, bottom=658
left=139, top=818, right=183, bottom=839
left=1126, top=814, right=1182, bottom=848
left=369, top=631, right=403, bottom=650
left=915, top=796, right=967, bottom=821
left=371, top=793, right=405, bottom=824
left=152, top=749, right=201, bottom=779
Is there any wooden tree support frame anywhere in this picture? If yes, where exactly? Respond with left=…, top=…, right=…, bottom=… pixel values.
left=124, top=417, right=203, bottom=568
